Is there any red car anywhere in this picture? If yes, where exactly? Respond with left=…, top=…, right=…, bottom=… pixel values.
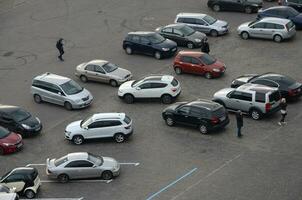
left=173, top=51, right=226, bottom=79
left=0, top=126, right=23, bottom=155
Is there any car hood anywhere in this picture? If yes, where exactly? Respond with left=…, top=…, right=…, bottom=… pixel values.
left=155, top=39, right=177, bottom=49
left=188, top=31, right=207, bottom=40
left=0, top=132, right=21, bottom=144
left=236, top=74, right=258, bottom=83
left=208, top=60, right=225, bottom=69
left=214, top=88, right=235, bottom=98
left=20, top=115, right=40, bottom=128
left=109, top=68, right=131, bottom=79
left=68, top=88, right=92, bottom=99
left=163, top=102, right=187, bottom=112
left=119, top=80, right=135, bottom=90
left=102, top=157, right=118, bottom=168
left=76, top=62, right=87, bottom=71
left=66, top=120, right=82, bottom=132
left=238, top=22, right=250, bottom=29
left=213, top=20, right=228, bottom=28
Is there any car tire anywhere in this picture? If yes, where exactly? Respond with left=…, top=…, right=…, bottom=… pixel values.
left=165, top=116, right=175, bottom=126
left=161, top=94, right=173, bottom=104
left=245, top=6, right=252, bottom=14
left=273, top=34, right=282, bottom=43
left=187, top=42, right=194, bottom=49
left=205, top=72, right=212, bottom=79
left=212, top=4, right=220, bottom=12
left=241, top=31, right=249, bottom=40
left=34, top=94, right=42, bottom=104
left=58, top=174, right=69, bottom=183
left=25, top=189, right=35, bottom=199
left=102, top=170, right=113, bottom=180
left=199, top=124, right=208, bottom=134
left=250, top=109, right=262, bottom=120
left=72, top=135, right=84, bottom=145
left=64, top=102, right=73, bottom=110
left=124, top=94, right=134, bottom=104
left=110, top=79, right=118, bottom=87
left=80, top=75, right=88, bottom=83
left=154, top=51, right=162, bottom=60
left=125, top=46, right=133, bottom=55
left=210, top=29, right=218, bottom=37
left=114, top=133, right=125, bottom=143
left=174, top=67, right=182, bottom=75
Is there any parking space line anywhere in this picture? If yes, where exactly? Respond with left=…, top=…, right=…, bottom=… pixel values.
left=41, top=179, right=112, bottom=183
left=120, top=162, right=140, bottom=166
left=20, top=198, right=83, bottom=200
left=145, top=168, right=197, bottom=200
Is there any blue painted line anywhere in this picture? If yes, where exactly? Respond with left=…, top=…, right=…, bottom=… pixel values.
left=146, top=167, right=198, bottom=200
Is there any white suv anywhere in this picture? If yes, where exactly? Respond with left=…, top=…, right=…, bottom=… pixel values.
left=118, top=75, right=181, bottom=104
left=65, top=113, right=133, bottom=144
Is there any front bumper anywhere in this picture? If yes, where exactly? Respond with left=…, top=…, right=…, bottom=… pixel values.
left=2, top=141, right=23, bottom=154
left=161, top=47, right=178, bottom=58
left=22, top=125, right=42, bottom=136
left=72, top=97, right=93, bottom=109
left=265, top=105, right=281, bottom=116
left=218, top=28, right=229, bottom=35
left=117, top=74, right=133, bottom=85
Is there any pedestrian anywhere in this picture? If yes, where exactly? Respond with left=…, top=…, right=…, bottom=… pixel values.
left=236, top=110, right=243, bottom=138
left=278, top=98, right=287, bottom=125
left=56, top=38, right=65, bottom=61
left=201, top=38, right=210, bottom=54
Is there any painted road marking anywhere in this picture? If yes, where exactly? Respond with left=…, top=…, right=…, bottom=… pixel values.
left=146, top=168, right=198, bottom=200
left=120, top=162, right=140, bottom=166
left=41, top=179, right=112, bottom=183
left=21, top=198, right=83, bottom=200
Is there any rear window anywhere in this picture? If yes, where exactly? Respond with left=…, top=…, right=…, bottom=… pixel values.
left=28, top=168, right=38, bottom=180
left=286, top=21, right=294, bottom=30
left=211, top=107, right=226, bottom=118
left=171, top=78, right=178, bottom=86
left=269, top=91, right=281, bottom=102
left=123, top=115, right=131, bottom=124
left=255, top=92, right=266, bottom=103
left=0, top=127, right=10, bottom=139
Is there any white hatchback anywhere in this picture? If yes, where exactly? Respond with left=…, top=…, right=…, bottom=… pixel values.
left=65, top=113, right=133, bottom=144
left=118, top=75, right=181, bottom=104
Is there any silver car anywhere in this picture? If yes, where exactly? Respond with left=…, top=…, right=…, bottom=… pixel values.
left=75, top=60, right=132, bottom=87
left=31, top=72, right=93, bottom=110
left=46, top=152, right=120, bottom=183
left=237, top=17, right=296, bottom=42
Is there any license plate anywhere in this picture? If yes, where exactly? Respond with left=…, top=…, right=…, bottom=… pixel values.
left=220, top=116, right=226, bottom=121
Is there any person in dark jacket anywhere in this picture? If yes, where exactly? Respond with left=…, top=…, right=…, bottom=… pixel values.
left=236, top=110, right=243, bottom=138
left=56, top=38, right=64, bottom=61
left=278, top=98, right=287, bottom=125
left=201, top=38, right=210, bottom=54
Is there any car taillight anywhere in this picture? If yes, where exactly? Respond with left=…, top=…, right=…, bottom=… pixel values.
left=171, top=88, right=177, bottom=92
left=265, top=103, right=271, bottom=112
left=124, top=125, right=131, bottom=129
left=288, top=89, right=295, bottom=96
left=211, top=117, right=219, bottom=124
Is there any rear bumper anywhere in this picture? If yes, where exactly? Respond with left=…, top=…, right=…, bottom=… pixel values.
left=265, top=106, right=280, bottom=116
left=209, top=117, right=230, bottom=131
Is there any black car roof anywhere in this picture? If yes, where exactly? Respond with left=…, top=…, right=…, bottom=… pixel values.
left=164, top=24, right=186, bottom=28
left=12, top=167, right=36, bottom=174
left=187, top=99, right=221, bottom=110
left=0, top=105, right=19, bottom=114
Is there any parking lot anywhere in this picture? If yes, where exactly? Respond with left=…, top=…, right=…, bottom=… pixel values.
left=1, top=0, right=302, bottom=199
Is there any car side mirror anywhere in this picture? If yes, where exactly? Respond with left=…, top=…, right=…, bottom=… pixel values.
left=84, top=126, right=88, bottom=130
left=93, top=165, right=97, bottom=168
left=136, top=87, right=141, bottom=90
left=58, top=92, right=62, bottom=95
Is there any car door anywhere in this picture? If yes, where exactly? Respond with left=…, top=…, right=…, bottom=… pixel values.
left=83, top=64, right=98, bottom=81
left=190, top=57, right=205, bottom=75
left=227, top=91, right=252, bottom=112
left=188, top=107, right=206, bottom=126
left=129, top=35, right=141, bottom=53
left=150, top=82, right=168, bottom=97
left=161, top=27, right=175, bottom=41
left=263, top=23, right=278, bottom=39
left=182, top=18, right=199, bottom=31
left=194, top=19, right=210, bottom=34
left=139, top=36, right=154, bottom=55
left=174, top=106, right=191, bottom=125
left=0, top=174, right=25, bottom=192
left=179, top=56, right=195, bottom=73
left=223, top=0, right=241, bottom=11
left=94, top=65, right=109, bottom=83
left=133, top=82, right=153, bottom=98
left=63, top=161, right=86, bottom=179
left=86, top=121, right=111, bottom=139
left=0, top=114, right=15, bottom=132
left=105, top=120, right=123, bottom=136
left=172, top=28, right=187, bottom=46
left=249, top=22, right=266, bottom=38
left=73, top=160, right=97, bottom=179
left=47, top=83, right=66, bottom=106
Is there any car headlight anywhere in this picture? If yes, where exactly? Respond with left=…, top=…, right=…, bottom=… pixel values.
left=22, top=124, right=31, bottom=129
left=65, top=131, right=71, bottom=136
left=75, top=99, right=82, bottom=103
left=213, top=68, right=220, bottom=72
left=36, top=117, right=41, bottom=123
left=3, top=143, right=13, bottom=146
left=162, top=47, right=170, bottom=51
left=194, top=39, right=201, bottom=43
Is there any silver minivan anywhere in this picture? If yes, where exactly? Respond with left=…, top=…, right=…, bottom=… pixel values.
left=31, top=72, right=93, bottom=110
left=0, top=193, right=19, bottom=200
left=237, top=17, right=296, bottom=42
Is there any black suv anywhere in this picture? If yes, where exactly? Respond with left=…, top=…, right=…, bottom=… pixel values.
left=207, top=0, right=263, bottom=14
left=162, top=99, right=229, bottom=134
left=280, top=0, right=302, bottom=12
left=122, top=31, right=178, bottom=59
left=0, top=105, right=42, bottom=137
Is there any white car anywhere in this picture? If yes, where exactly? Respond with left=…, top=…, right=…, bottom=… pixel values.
left=65, top=113, right=133, bottom=144
left=118, top=75, right=181, bottom=104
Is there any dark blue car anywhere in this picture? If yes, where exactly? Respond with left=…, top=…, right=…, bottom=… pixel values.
left=123, top=32, right=177, bottom=59
left=258, top=6, right=302, bottom=29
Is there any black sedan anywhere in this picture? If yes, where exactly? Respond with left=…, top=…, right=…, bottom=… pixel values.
left=0, top=105, right=42, bottom=137
left=123, top=31, right=177, bottom=59
left=231, top=73, right=302, bottom=99
left=207, top=0, right=263, bottom=14
left=155, top=24, right=207, bottom=49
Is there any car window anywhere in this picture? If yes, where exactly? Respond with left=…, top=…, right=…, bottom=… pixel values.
left=88, top=121, right=112, bottom=129
left=85, top=65, right=95, bottom=72
left=180, top=56, right=191, bottom=63
left=252, top=80, right=278, bottom=87
left=54, top=156, right=68, bottom=167
left=190, top=107, right=205, bottom=118
left=48, top=83, right=63, bottom=94
left=275, top=24, right=284, bottom=29
left=195, top=19, right=206, bottom=25
left=286, top=21, right=295, bottom=30
left=162, top=27, right=173, bottom=34
left=147, top=34, right=166, bottom=44
left=139, top=82, right=152, bottom=89
left=60, top=80, right=83, bottom=95
left=150, top=83, right=167, bottom=88
left=255, top=92, right=266, bottom=103
left=11, top=109, right=31, bottom=122
left=202, top=15, right=217, bottom=25
left=0, top=127, right=10, bottom=139
left=253, top=22, right=266, bottom=29
left=266, top=9, right=278, bottom=15
left=178, top=25, right=195, bottom=36
left=231, top=91, right=252, bottom=101
left=287, top=7, right=299, bottom=16
left=176, top=17, right=184, bottom=23
left=171, top=78, right=179, bottom=86
left=191, top=58, right=201, bottom=64
left=65, top=160, right=93, bottom=168
left=140, top=36, right=150, bottom=44
left=102, top=63, right=118, bottom=73
left=5, top=174, right=24, bottom=182
left=123, top=115, right=131, bottom=124
left=173, top=28, right=183, bottom=36
left=131, top=35, right=140, bottom=43
left=95, top=66, right=105, bottom=74
left=269, top=91, right=281, bottom=102
left=178, top=106, right=190, bottom=114
left=108, top=120, right=122, bottom=126
left=181, top=18, right=196, bottom=24
left=199, top=54, right=216, bottom=65
left=265, top=23, right=276, bottom=29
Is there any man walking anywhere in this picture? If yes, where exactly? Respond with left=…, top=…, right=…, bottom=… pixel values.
left=56, top=38, right=64, bottom=61
left=201, top=38, right=210, bottom=54
left=278, top=98, right=287, bottom=125
left=236, top=110, right=243, bottom=138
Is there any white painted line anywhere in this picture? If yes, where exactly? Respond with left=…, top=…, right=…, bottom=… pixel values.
left=20, top=198, right=83, bottom=200
left=41, top=179, right=112, bottom=184
left=120, top=162, right=140, bottom=166
left=26, top=163, right=46, bottom=167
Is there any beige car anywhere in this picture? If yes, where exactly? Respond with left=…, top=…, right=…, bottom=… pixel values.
left=75, top=60, right=132, bottom=87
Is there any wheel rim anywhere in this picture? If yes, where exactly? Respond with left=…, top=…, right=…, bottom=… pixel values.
left=126, top=47, right=132, bottom=54
left=74, top=136, right=83, bottom=144
left=110, top=80, right=117, bottom=87
left=65, top=103, right=72, bottom=110
left=125, top=95, right=133, bottom=103
left=242, top=32, right=248, bottom=39
left=211, top=30, right=218, bottom=37
left=155, top=52, right=161, bottom=59
left=103, top=172, right=112, bottom=180
left=205, top=73, right=212, bottom=79
left=162, top=95, right=172, bottom=104
left=115, top=134, right=124, bottom=143
left=81, top=76, right=87, bottom=82
left=60, top=175, right=68, bottom=182
left=213, top=5, right=220, bottom=11
left=166, top=118, right=174, bottom=126
left=275, top=36, right=281, bottom=42
left=252, top=111, right=259, bottom=119
left=187, top=43, right=194, bottom=49
left=26, top=190, right=34, bottom=198
left=200, top=125, right=207, bottom=134
left=175, top=68, right=181, bottom=74
left=34, top=95, right=41, bottom=103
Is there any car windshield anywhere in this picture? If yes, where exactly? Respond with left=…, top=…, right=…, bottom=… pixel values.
left=288, top=7, right=299, bottom=17
left=0, top=170, right=11, bottom=181
left=80, top=115, right=93, bottom=128
left=203, top=15, right=217, bottom=25
left=0, top=127, right=10, bottom=139
left=248, top=19, right=259, bottom=27
left=178, top=25, right=195, bottom=36
left=103, top=62, right=118, bottom=73
left=88, top=153, right=104, bottom=166
left=54, top=156, right=68, bottom=167
left=131, top=79, right=144, bottom=87
left=60, top=80, right=83, bottom=95
left=11, top=109, right=31, bottom=122
left=273, top=76, right=296, bottom=86
left=199, top=54, right=216, bottom=65
left=147, top=34, right=166, bottom=44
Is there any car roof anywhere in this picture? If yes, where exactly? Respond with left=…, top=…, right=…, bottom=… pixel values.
left=265, top=6, right=292, bottom=11
left=259, top=17, right=290, bottom=25
left=33, top=72, right=70, bottom=85
left=187, top=99, right=221, bottom=110
left=128, top=31, right=156, bottom=36
left=92, top=113, right=126, bottom=121
left=238, top=83, right=277, bottom=93
left=178, top=51, right=204, bottom=57
left=9, top=167, right=35, bottom=175
left=164, top=23, right=187, bottom=28
left=86, top=60, right=108, bottom=66
left=67, top=152, right=89, bottom=161
left=176, top=13, right=206, bottom=18
left=0, top=104, right=20, bottom=113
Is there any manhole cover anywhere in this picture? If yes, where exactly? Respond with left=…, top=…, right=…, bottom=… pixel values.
left=3, top=51, right=14, bottom=57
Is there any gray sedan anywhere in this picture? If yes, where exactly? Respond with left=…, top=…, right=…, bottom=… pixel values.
left=75, top=60, right=132, bottom=87
left=46, top=152, right=120, bottom=183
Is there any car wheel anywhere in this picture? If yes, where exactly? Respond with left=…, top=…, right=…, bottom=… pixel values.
left=102, top=170, right=113, bottom=180
left=110, top=79, right=118, bottom=87
left=250, top=109, right=262, bottom=120
left=273, top=34, right=282, bottom=43
left=165, top=116, right=174, bottom=126
left=161, top=94, right=173, bottom=104
left=72, top=135, right=84, bottom=145
left=205, top=72, right=212, bottom=79
left=213, top=4, right=220, bottom=12
left=124, top=94, right=134, bottom=104
left=80, top=75, right=88, bottom=82
left=58, top=174, right=69, bottom=183
left=114, top=133, right=125, bottom=143
left=64, top=102, right=73, bottom=110
left=187, top=42, right=194, bottom=49
left=174, top=67, right=182, bottom=75
left=125, top=46, right=133, bottom=55
left=210, top=30, right=218, bottom=37
left=199, top=124, right=208, bottom=134
left=154, top=51, right=162, bottom=60
left=25, top=189, right=35, bottom=199
left=34, top=94, right=42, bottom=104
left=0, top=147, right=4, bottom=155
left=245, top=6, right=252, bottom=14
left=241, top=31, right=249, bottom=40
